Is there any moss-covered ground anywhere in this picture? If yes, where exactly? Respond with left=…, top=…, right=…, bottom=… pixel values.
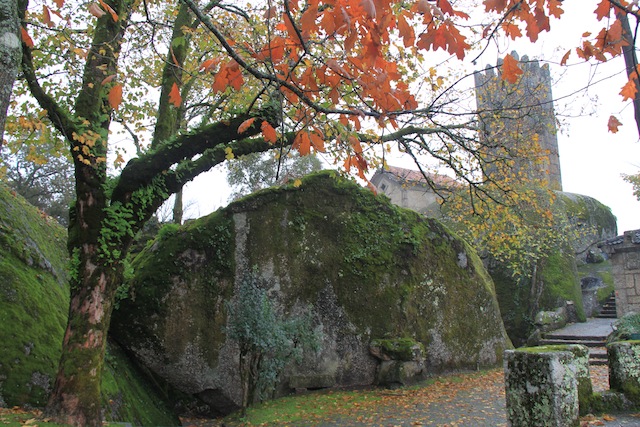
left=0, top=183, right=179, bottom=425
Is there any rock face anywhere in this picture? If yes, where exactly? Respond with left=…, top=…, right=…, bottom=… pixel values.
left=555, top=192, right=617, bottom=264
left=112, top=172, right=511, bottom=415
left=0, top=184, right=179, bottom=426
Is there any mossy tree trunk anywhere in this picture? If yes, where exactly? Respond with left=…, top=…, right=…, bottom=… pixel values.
left=18, top=0, right=280, bottom=424
left=0, top=0, right=20, bottom=148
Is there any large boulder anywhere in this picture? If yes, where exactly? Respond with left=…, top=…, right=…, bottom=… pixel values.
left=0, top=184, right=179, bottom=426
left=112, top=172, right=511, bottom=415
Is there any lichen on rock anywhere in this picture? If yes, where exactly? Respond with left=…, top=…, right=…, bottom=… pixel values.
left=112, top=171, right=511, bottom=414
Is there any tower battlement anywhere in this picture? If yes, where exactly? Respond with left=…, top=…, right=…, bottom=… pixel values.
left=475, top=52, right=562, bottom=191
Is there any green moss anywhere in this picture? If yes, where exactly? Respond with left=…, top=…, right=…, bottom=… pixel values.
left=101, top=341, right=180, bottom=426
left=0, top=184, right=69, bottom=407
left=539, top=249, right=585, bottom=321
left=0, top=184, right=179, bottom=424
left=370, top=338, right=425, bottom=361
left=112, top=209, right=236, bottom=366
left=117, top=170, right=510, bottom=381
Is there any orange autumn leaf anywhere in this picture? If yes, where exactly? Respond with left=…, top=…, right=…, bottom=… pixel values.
left=43, top=5, right=53, bottom=27
left=53, top=0, right=64, bottom=6
left=237, top=117, right=256, bottom=134
left=101, top=74, right=116, bottom=85
left=98, top=0, right=118, bottom=21
left=199, top=58, right=218, bottom=72
left=261, top=121, right=277, bottom=143
left=292, top=131, right=311, bottom=155
left=594, top=0, right=611, bottom=21
left=484, top=0, right=507, bottom=13
left=608, top=115, right=622, bottom=133
left=397, top=14, right=415, bottom=47
left=620, top=78, right=637, bottom=101
left=108, top=83, right=123, bottom=110
left=501, top=54, right=523, bottom=84
left=560, top=49, right=571, bottom=66
left=309, top=131, right=326, bottom=152
left=20, top=27, right=34, bottom=47
left=169, top=82, right=182, bottom=107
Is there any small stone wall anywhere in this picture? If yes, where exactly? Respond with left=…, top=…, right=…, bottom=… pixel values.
left=608, top=341, right=640, bottom=405
left=601, top=229, right=640, bottom=317
left=504, top=345, right=590, bottom=427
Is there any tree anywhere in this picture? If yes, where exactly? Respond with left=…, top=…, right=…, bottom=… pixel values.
left=623, top=172, right=640, bottom=201
left=0, top=0, right=21, bottom=147
left=226, top=150, right=323, bottom=200
left=1, top=139, right=74, bottom=225
left=225, top=268, right=320, bottom=413
left=11, top=0, right=639, bottom=425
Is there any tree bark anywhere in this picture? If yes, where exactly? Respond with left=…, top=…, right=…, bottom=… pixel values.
left=617, top=9, right=640, bottom=138
left=0, top=0, right=21, bottom=148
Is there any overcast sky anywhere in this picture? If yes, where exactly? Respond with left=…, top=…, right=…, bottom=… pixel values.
left=182, top=0, right=640, bottom=234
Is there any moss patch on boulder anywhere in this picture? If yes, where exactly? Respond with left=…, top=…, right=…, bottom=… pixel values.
left=112, top=171, right=511, bottom=414
left=0, top=184, right=178, bottom=425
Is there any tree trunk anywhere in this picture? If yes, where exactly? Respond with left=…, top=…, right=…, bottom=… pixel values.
left=46, top=176, right=130, bottom=426
left=0, top=0, right=21, bottom=148
left=45, top=258, right=122, bottom=426
left=617, top=9, right=640, bottom=138
left=173, top=189, right=183, bottom=224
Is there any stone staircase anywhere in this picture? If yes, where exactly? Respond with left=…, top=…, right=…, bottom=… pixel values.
left=539, top=333, right=608, bottom=365
left=597, top=293, right=617, bottom=319
left=538, top=315, right=617, bottom=366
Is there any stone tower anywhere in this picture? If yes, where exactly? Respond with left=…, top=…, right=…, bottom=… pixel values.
left=474, top=53, right=562, bottom=191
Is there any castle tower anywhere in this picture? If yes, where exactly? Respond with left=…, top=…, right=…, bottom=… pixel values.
left=474, top=53, right=562, bottom=191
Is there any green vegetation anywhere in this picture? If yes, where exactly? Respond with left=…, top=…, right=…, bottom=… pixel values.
left=226, top=268, right=321, bottom=410
left=0, top=185, right=179, bottom=425
left=0, top=183, right=68, bottom=407
left=370, top=338, right=425, bottom=362
left=609, top=314, right=640, bottom=343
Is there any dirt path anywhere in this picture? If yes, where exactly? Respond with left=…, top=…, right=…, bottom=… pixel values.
left=183, top=365, right=640, bottom=427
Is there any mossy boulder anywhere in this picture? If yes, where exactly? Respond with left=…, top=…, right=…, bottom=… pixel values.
left=111, top=172, right=511, bottom=414
left=0, top=184, right=179, bottom=426
left=555, top=192, right=617, bottom=264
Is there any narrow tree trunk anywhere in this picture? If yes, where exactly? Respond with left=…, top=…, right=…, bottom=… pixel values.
left=0, top=0, right=21, bottom=148
left=617, top=9, right=640, bottom=138
left=173, top=189, right=183, bottom=224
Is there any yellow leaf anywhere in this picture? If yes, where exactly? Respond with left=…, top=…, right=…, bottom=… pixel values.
left=293, top=179, right=302, bottom=187
left=224, top=146, right=234, bottom=160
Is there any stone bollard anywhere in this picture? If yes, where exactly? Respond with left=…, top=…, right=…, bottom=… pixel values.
left=608, top=340, right=640, bottom=405
left=504, top=345, right=591, bottom=427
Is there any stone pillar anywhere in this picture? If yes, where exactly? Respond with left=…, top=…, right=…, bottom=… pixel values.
left=608, top=341, right=640, bottom=405
left=504, top=345, right=591, bottom=427
left=600, top=230, right=640, bottom=317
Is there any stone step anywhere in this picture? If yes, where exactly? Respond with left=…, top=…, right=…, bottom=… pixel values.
left=539, top=339, right=606, bottom=348
left=588, top=347, right=608, bottom=365
left=597, top=313, right=617, bottom=319
left=541, top=334, right=607, bottom=342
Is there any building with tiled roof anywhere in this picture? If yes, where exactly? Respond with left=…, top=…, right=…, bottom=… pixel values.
left=370, top=165, right=459, bottom=217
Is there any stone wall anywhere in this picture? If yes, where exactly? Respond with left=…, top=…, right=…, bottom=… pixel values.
left=601, top=230, right=640, bottom=317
